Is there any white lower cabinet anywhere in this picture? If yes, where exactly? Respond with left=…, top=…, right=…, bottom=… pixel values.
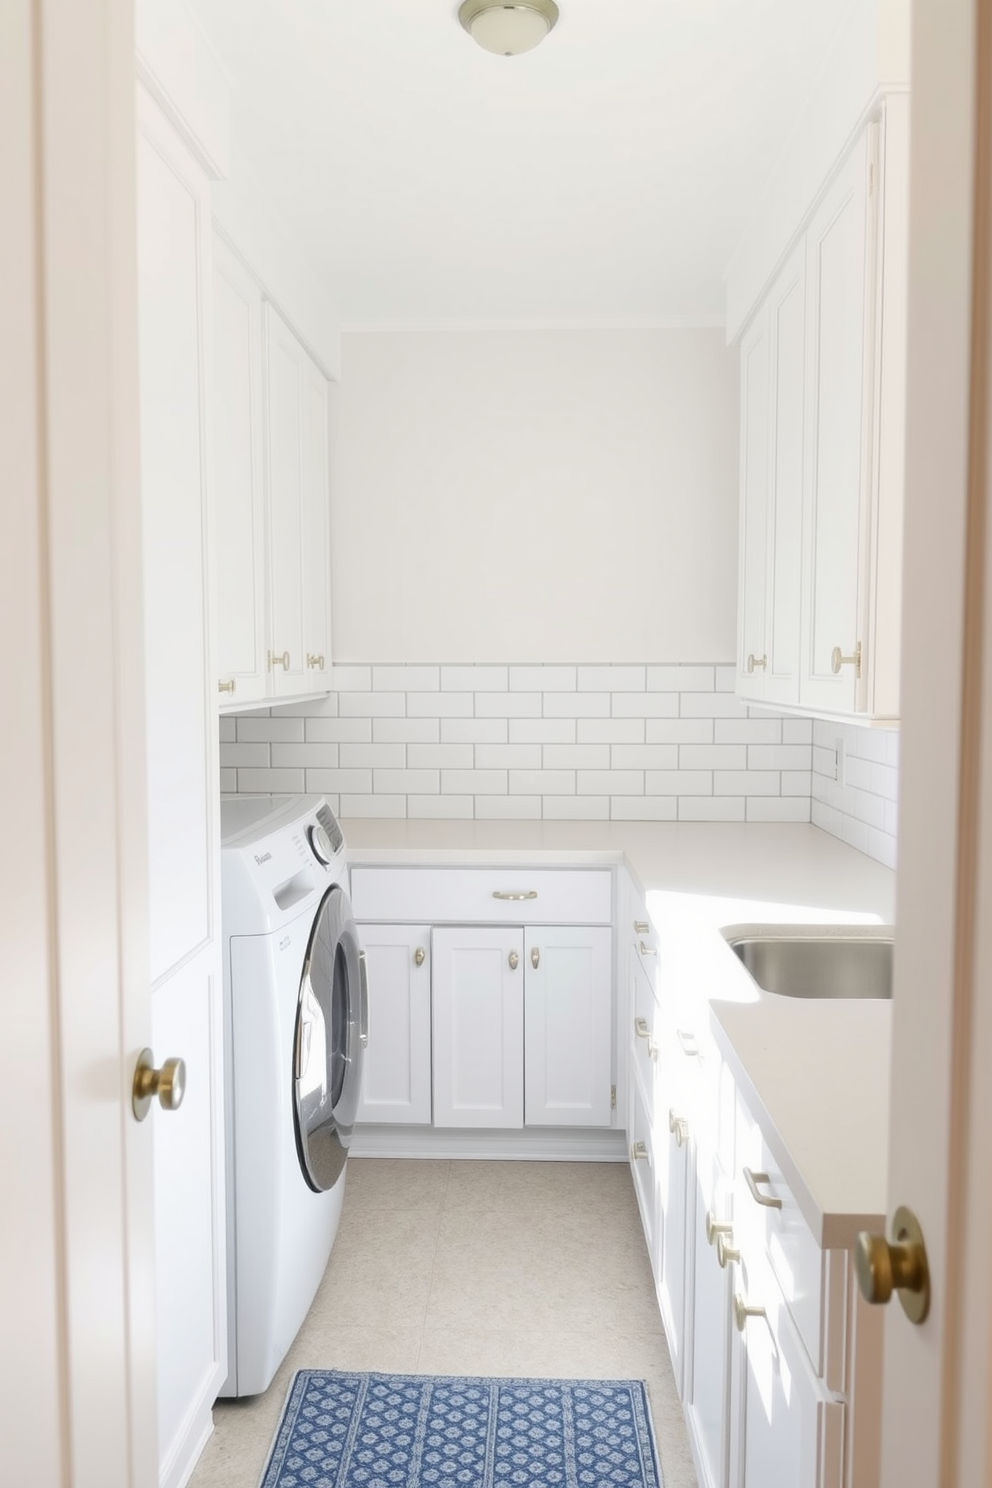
left=432, top=927, right=525, bottom=1129
left=685, top=1157, right=734, bottom=1488
left=352, top=867, right=614, bottom=1139
left=356, top=924, right=432, bottom=1125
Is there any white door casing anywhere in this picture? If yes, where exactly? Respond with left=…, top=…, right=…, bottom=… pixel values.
left=1, top=3, right=156, bottom=1487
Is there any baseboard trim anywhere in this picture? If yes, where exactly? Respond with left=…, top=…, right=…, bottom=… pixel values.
left=349, top=1124, right=628, bottom=1161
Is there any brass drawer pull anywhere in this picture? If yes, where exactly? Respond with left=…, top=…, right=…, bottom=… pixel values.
left=493, top=890, right=538, bottom=901
left=743, top=1168, right=783, bottom=1210
left=638, top=940, right=657, bottom=956
left=633, top=1017, right=657, bottom=1059
left=633, top=920, right=650, bottom=934
left=676, top=1028, right=699, bottom=1057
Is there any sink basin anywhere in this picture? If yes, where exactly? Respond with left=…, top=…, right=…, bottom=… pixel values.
left=724, top=928, right=894, bottom=1000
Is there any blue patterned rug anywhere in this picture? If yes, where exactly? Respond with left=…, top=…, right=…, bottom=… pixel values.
left=259, top=1370, right=664, bottom=1488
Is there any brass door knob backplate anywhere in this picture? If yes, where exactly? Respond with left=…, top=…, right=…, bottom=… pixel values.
left=854, top=1205, right=930, bottom=1324
left=132, top=1049, right=186, bottom=1122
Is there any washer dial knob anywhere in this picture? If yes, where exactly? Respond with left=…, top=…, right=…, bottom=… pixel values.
left=308, top=823, right=333, bottom=865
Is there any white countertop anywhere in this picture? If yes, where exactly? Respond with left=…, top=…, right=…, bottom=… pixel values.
left=343, top=819, right=896, bottom=1249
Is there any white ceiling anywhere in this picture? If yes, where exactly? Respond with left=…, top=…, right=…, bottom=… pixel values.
left=190, top=0, right=847, bottom=325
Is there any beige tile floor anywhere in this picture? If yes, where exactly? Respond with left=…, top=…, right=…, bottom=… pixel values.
left=189, top=1158, right=698, bottom=1488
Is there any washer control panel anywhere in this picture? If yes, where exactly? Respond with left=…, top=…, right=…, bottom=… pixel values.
left=307, top=823, right=334, bottom=865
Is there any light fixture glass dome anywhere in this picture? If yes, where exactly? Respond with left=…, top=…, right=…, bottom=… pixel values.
left=458, top=1, right=560, bottom=57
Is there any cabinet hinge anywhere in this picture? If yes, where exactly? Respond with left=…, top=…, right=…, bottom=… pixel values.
left=611, top=1084, right=617, bottom=1110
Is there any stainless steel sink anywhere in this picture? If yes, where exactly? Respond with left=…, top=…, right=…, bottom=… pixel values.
left=723, top=928, right=894, bottom=1000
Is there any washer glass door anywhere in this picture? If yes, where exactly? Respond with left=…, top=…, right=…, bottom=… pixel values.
left=293, top=885, right=366, bottom=1191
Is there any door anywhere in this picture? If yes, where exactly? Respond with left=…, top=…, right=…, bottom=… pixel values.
left=135, top=89, right=227, bottom=1488
left=523, top=925, right=613, bottom=1126
left=356, top=924, right=433, bottom=1124
left=799, top=127, right=877, bottom=715
left=212, top=236, right=267, bottom=704
left=1, top=3, right=156, bottom=1485
left=432, top=926, right=524, bottom=1128
left=876, top=1, right=992, bottom=1482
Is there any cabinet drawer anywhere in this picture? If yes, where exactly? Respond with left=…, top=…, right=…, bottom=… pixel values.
left=351, top=867, right=612, bottom=925
left=735, top=1093, right=846, bottom=1392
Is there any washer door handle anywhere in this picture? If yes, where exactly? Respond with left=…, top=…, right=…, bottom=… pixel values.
left=359, top=950, right=369, bottom=1049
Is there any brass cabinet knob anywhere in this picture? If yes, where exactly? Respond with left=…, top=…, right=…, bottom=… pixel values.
left=733, top=1293, right=766, bottom=1332
left=531, top=946, right=540, bottom=969
left=414, top=947, right=426, bottom=967
left=630, top=1141, right=649, bottom=1162
left=668, top=1109, right=688, bottom=1147
left=217, top=678, right=236, bottom=694
left=508, top=950, right=519, bottom=970
left=831, top=642, right=863, bottom=677
left=268, top=649, right=290, bottom=671
left=717, top=1233, right=741, bottom=1269
left=746, top=653, right=767, bottom=673
left=633, top=920, right=650, bottom=934
left=306, top=652, right=326, bottom=670
left=633, top=1017, right=658, bottom=1059
left=854, top=1205, right=930, bottom=1323
left=705, top=1211, right=732, bottom=1246
left=132, top=1048, right=186, bottom=1122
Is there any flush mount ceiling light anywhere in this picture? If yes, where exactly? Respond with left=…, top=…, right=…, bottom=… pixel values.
left=458, top=0, right=560, bottom=56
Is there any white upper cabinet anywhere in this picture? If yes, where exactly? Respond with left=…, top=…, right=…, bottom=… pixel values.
left=211, top=275, right=333, bottom=711
left=736, top=102, right=908, bottom=724
left=264, top=304, right=331, bottom=699
left=800, top=128, right=875, bottom=716
left=212, top=240, right=266, bottom=705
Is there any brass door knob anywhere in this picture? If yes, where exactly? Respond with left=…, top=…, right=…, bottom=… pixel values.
left=734, top=1293, right=767, bottom=1332
left=132, top=1049, right=186, bottom=1122
left=854, top=1205, right=930, bottom=1323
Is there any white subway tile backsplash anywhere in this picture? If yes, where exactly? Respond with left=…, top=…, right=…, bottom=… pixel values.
left=237, top=716, right=305, bottom=743
left=329, top=665, right=371, bottom=690
left=272, top=742, right=339, bottom=769
left=408, top=744, right=475, bottom=769
left=475, top=795, right=542, bottom=820
left=340, top=743, right=406, bottom=769
left=579, top=719, right=645, bottom=743
left=407, top=795, right=473, bottom=819
left=510, top=719, right=576, bottom=744
left=647, top=665, right=714, bottom=692
left=714, top=718, right=781, bottom=745
left=443, top=718, right=509, bottom=744
left=307, top=717, right=373, bottom=743
left=339, top=691, right=405, bottom=717
left=610, top=797, right=677, bottom=821
left=544, top=744, right=611, bottom=769
left=680, top=744, right=747, bottom=770
left=375, top=718, right=441, bottom=743
left=475, top=744, right=543, bottom=770
left=373, top=665, right=439, bottom=691
left=441, top=666, right=508, bottom=692
left=374, top=769, right=440, bottom=794
left=509, top=769, right=576, bottom=795
left=611, top=744, right=678, bottom=770
left=679, top=797, right=745, bottom=822
left=237, top=767, right=306, bottom=793
left=577, top=769, right=642, bottom=795
left=475, top=693, right=543, bottom=718
left=509, top=665, right=576, bottom=691
left=442, top=769, right=508, bottom=794
left=746, top=797, right=811, bottom=822
left=577, top=665, right=645, bottom=691
left=543, top=796, right=610, bottom=820
left=220, top=663, right=897, bottom=861
left=408, top=692, right=474, bottom=717
left=543, top=693, right=610, bottom=718
left=715, top=770, right=779, bottom=796
left=612, top=693, right=679, bottom=718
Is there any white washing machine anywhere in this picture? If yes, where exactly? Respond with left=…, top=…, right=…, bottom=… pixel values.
left=218, top=794, right=366, bottom=1397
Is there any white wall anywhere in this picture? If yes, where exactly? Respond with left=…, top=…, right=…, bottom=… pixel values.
left=329, top=328, right=739, bottom=664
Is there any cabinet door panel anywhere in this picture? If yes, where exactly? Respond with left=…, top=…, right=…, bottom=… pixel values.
left=737, top=311, right=770, bottom=700
left=686, top=1160, right=733, bottom=1488
left=764, top=243, right=805, bottom=706
left=432, top=928, right=524, bottom=1128
left=357, top=925, right=432, bottom=1125
left=801, top=129, right=876, bottom=714
left=524, top=926, right=612, bottom=1127
left=212, top=240, right=266, bottom=703
left=301, top=361, right=330, bottom=685
left=264, top=307, right=306, bottom=697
